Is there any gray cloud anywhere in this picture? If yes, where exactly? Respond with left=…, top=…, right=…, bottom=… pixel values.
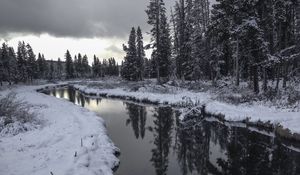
left=0, top=0, right=174, bottom=39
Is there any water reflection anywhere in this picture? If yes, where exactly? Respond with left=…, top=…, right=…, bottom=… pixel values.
left=45, top=87, right=300, bottom=175
left=125, top=103, right=147, bottom=139
left=150, top=107, right=174, bottom=175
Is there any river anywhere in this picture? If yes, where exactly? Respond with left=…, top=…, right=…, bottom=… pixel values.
left=43, top=87, right=300, bottom=175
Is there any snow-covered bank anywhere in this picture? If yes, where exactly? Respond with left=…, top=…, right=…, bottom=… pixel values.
left=0, top=85, right=119, bottom=175
left=71, top=81, right=300, bottom=136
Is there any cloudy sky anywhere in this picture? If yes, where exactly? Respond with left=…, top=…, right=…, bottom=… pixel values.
left=0, top=0, right=177, bottom=63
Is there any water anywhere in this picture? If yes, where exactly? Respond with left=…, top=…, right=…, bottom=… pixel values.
left=44, top=87, right=300, bottom=175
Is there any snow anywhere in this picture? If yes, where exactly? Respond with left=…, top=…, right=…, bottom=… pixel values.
left=0, top=85, right=119, bottom=175
left=72, top=82, right=300, bottom=134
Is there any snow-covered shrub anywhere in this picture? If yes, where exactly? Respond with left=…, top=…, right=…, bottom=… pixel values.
left=0, top=93, right=38, bottom=136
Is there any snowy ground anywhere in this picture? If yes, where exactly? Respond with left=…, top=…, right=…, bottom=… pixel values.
left=70, top=79, right=300, bottom=135
left=0, top=84, right=119, bottom=175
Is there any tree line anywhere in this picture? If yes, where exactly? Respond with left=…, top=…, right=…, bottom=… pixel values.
left=0, top=41, right=120, bottom=85
left=0, top=41, right=55, bottom=85
left=121, top=0, right=300, bottom=93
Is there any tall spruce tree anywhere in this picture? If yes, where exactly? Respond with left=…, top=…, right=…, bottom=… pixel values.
left=17, top=41, right=28, bottom=82
left=65, top=50, right=74, bottom=79
left=82, top=55, right=90, bottom=77
left=122, top=27, right=138, bottom=81
left=173, top=0, right=193, bottom=80
left=0, top=43, right=7, bottom=85
left=57, top=58, right=63, bottom=79
left=136, top=27, right=146, bottom=80
left=49, top=59, right=54, bottom=80
left=26, top=44, right=37, bottom=81
left=146, top=0, right=172, bottom=83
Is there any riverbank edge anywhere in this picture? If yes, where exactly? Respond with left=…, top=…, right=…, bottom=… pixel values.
left=1, top=84, right=120, bottom=175
left=38, top=83, right=300, bottom=142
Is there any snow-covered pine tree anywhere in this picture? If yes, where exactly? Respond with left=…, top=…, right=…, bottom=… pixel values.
left=192, top=0, right=210, bottom=80
left=26, top=44, right=38, bottom=82
left=173, top=0, right=194, bottom=80
left=37, top=53, right=47, bottom=79
left=73, top=55, right=78, bottom=78
left=17, top=41, right=28, bottom=82
left=146, top=0, right=171, bottom=83
left=65, top=50, right=74, bottom=79
left=0, top=45, right=17, bottom=84
left=82, top=55, right=90, bottom=77
left=122, top=27, right=138, bottom=81
left=57, top=58, right=63, bottom=79
left=77, top=54, right=83, bottom=77
left=209, top=0, right=236, bottom=83
left=173, top=1, right=185, bottom=79
left=0, top=43, right=6, bottom=86
left=158, top=10, right=172, bottom=80
left=49, top=59, right=55, bottom=80
left=92, top=55, right=98, bottom=77
left=7, top=47, right=18, bottom=84
left=136, top=27, right=146, bottom=81
left=102, top=59, right=108, bottom=76
left=0, top=43, right=16, bottom=85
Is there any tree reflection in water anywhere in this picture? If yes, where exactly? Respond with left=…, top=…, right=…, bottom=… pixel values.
left=175, top=110, right=300, bottom=175
left=58, top=88, right=64, bottom=98
left=150, top=107, right=174, bottom=175
left=125, top=103, right=147, bottom=139
left=175, top=110, right=212, bottom=175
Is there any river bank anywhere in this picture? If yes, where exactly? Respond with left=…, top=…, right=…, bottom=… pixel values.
left=0, top=84, right=119, bottom=175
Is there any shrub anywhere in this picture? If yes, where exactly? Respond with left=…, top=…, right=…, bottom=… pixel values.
left=0, top=92, right=38, bottom=136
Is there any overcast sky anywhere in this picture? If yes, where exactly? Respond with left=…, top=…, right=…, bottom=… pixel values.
left=0, top=0, right=214, bottom=63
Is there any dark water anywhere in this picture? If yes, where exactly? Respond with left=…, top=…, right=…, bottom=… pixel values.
left=44, top=87, right=300, bottom=175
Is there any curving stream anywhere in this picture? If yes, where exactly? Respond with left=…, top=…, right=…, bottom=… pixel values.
left=43, top=87, right=300, bottom=175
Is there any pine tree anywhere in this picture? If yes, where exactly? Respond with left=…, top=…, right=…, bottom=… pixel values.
left=26, top=44, right=37, bottom=82
left=173, top=0, right=194, bottom=80
left=136, top=27, right=146, bottom=80
left=73, top=55, right=78, bottom=78
left=49, top=59, right=55, bottom=80
left=37, top=53, right=47, bottom=79
left=17, top=41, right=28, bottom=82
left=82, top=55, right=90, bottom=77
left=65, top=50, right=74, bottom=79
left=92, top=55, right=98, bottom=77
left=146, top=0, right=172, bottom=83
left=57, top=58, right=63, bottom=79
left=191, top=0, right=210, bottom=80
left=102, top=59, right=108, bottom=76
left=122, top=27, right=138, bottom=81
left=158, top=11, right=172, bottom=79
left=7, top=46, right=18, bottom=84
left=0, top=43, right=7, bottom=86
